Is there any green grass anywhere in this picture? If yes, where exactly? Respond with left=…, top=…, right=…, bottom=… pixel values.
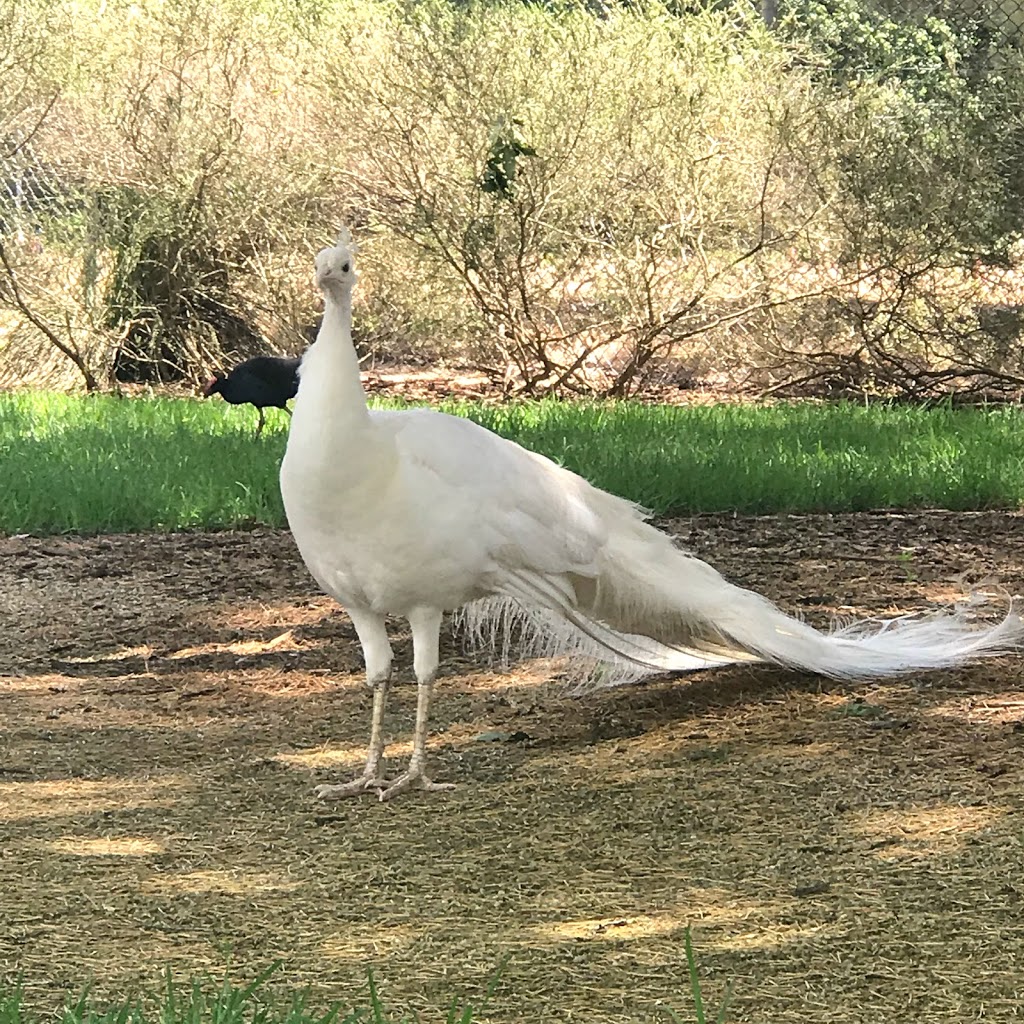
left=3, top=391, right=1024, bottom=536
left=0, top=393, right=288, bottom=535
left=0, top=934, right=729, bottom=1022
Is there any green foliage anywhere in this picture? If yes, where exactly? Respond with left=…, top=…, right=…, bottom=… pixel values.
left=95, top=186, right=266, bottom=384
left=4, top=392, right=1024, bottom=536
left=786, top=0, right=997, bottom=97
left=782, top=0, right=1024, bottom=261
left=479, top=117, right=537, bottom=200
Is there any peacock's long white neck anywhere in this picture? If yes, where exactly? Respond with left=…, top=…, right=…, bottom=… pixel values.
left=300, top=288, right=372, bottom=426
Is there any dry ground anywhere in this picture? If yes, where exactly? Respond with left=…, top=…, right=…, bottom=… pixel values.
left=3, top=513, right=1024, bottom=1022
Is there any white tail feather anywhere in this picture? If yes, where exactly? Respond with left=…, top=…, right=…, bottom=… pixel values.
left=455, top=594, right=745, bottom=691
left=455, top=524, right=1023, bottom=687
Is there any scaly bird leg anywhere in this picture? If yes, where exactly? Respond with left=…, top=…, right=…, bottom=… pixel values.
left=254, top=407, right=266, bottom=440
left=378, top=607, right=455, bottom=801
left=315, top=609, right=395, bottom=800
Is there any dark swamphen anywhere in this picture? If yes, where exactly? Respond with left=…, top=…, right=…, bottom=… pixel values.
left=203, top=355, right=301, bottom=438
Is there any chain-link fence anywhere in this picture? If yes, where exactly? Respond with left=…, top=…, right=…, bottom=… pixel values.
left=759, top=0, right=1024, bottom=32
left=1, top=136, right=77, bottom=244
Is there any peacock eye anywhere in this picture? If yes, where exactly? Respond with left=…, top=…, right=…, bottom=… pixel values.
left=341, top=262, right=350, bottom=273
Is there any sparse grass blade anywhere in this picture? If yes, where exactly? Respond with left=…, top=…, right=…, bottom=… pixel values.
left=3, top=968, right=355, bottom=1024
left=0, top=947, right=730, bottom=1024
left=665, top=927, right=732, bottom=1024
left=443, top=954, right=510, bottom=1024
left=0, top=981, right=25, bottom=1024
left=364, top=971, right=387, bottom=1024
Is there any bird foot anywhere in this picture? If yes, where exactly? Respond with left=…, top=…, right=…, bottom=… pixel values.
left=314, top=771, right=394, bottom=800
left=377, top=768, right=455, bottom=802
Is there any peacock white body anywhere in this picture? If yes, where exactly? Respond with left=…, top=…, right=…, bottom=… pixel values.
left=280, top=230, right=1024, bottom=800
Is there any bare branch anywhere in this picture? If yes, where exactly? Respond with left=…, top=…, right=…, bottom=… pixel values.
left=0, top=238, right=100, bottom=390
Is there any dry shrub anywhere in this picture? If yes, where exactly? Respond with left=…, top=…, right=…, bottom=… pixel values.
left=2, top=0, right=1024, bottom=398
left=316, top=0, right=836, bottom=394
left=2, top=0, right=336, bottom=387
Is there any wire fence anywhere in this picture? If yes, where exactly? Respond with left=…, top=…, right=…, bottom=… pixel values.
left=0, top=136, right=77, bottom=246
left=761, top=0, right=1024, bottom=31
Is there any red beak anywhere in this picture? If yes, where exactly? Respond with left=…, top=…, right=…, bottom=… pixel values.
left=201, top=377, right=219, bottom=396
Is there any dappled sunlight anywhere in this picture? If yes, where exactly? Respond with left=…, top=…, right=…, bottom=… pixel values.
left=42, top=835, right=166, bottom=857
left=524, top=891, right=815, bottom=954
left=274, top=723, right=484, bottom=772
left=167, top=630, right=305, bottom=660
left=212, top=599, right=339, bottom=633
left=142, top=869, right=302, bottom=896
left=680, top=891, right=793, bottom=929
left=62, top=645, right=158, bottom=665
left=448, top=659, right=566, bottom=694
left=909, top=576, right=1021, bottom=610
left=527, top=913, right=685, bottom=942
left=923, top=692, right=1024, bottom=726
left=0, top=774, right=194, bottom=822
left=681, top=892, right=831, bottom=954
left=711, top=921, right=831, bottom=952
left=242, top=671, right=342, bottom=697
left=909, top=582, right=980, bottom=606
left=7, top=515, right=1024, bottom=1021
left=847, top=804, right=1006, bottom=860
left=320, top=924, right=421, bottom=961
left=754, top=739, right=847, bottom=764
left=274, top=745, right=367, bottom=771
left=0, top=672, right=109, bottom=694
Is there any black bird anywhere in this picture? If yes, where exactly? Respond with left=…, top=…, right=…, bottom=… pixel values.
left=202, top=355, right=302, bottom=438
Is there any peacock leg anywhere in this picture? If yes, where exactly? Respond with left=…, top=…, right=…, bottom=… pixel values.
left=315, top=608, right=395, bottom=799
left=377, top=607, right=455, bottom=801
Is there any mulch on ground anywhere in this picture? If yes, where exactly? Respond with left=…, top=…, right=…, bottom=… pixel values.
left=3, top=511, right=1024, bottom=1022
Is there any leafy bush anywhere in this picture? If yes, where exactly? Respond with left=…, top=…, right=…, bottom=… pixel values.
left=751, top=0, right=1024, bottom=398
left=782, top=0, right=1024, bottom=262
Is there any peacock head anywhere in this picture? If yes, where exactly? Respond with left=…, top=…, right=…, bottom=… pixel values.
left=314, top=227, right=358, bottom=297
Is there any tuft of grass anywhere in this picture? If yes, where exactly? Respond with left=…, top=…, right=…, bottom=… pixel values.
left=0, top=966, right=350, bottom=1024
left=3, top=392, right=1024, bottom=536
left=671, top=927, right=732, bottom=1024
left=0, top=938, right=728, bottom=1022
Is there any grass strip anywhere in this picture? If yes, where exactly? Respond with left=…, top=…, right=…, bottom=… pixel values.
left=3, top=392, right=1023, bottom=535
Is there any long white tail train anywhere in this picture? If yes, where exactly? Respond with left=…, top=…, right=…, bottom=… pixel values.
left=460, top=502, right=1022, bottom=686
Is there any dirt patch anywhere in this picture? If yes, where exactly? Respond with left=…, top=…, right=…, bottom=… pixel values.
left=3, top=513, right=1024, bottom=1022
